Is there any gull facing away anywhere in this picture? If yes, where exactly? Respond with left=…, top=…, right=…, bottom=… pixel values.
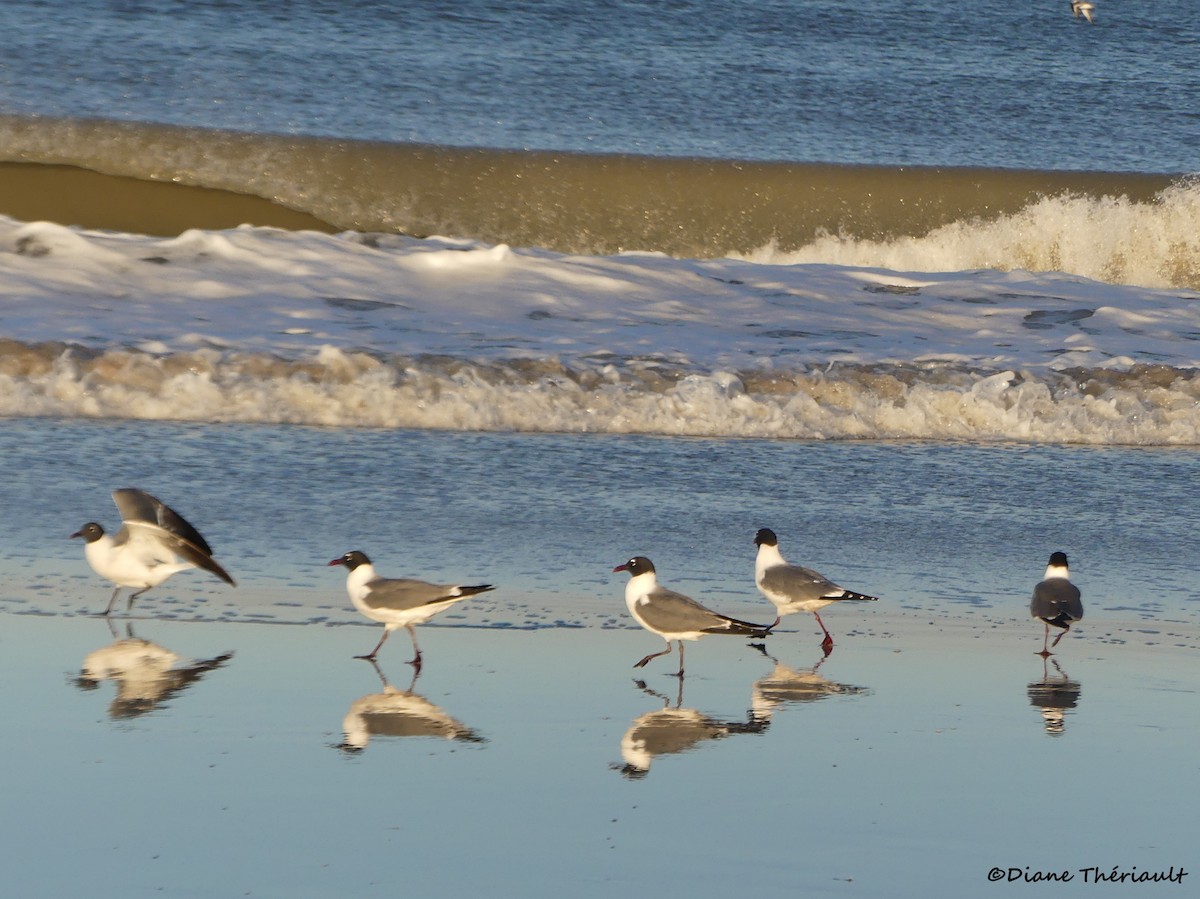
left=1071, top=2, right=1095, bottom=24
left=328, top=550, right=494, bottom=669
left=71, top=488, right=236, bottom=615
left=1030, top=551, right=1083, bottom=655
left=613, top=555, right=773, bottom=677
left=754, top=528, right=878, bottom=653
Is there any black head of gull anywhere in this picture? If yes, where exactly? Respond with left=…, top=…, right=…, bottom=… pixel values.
left=329, top=550, right=371, bottom=571
left=753, top=528, right=778, bottom=548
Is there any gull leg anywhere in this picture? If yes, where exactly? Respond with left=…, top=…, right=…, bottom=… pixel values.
left=127, top=586, right=151, bottom=611
left=634, top=641, right=674, bottom=669
left=1039, top=621, right=1052, bottom=656
left=103, top=587, right=123, bottom=617
left=670, top=641, right=686, bottom=679
left=405, top=624, right=424, bottom=673
left=356, top=625, right=391, bottom=661
left=1049, top=624, right=1070, bottom=649
left=814, top=610, right=834, bottom=652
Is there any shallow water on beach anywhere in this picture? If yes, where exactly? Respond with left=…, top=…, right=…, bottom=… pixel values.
left=0, top=613, right=1195, bottom=898
left=0, top=420, right=1198, bottom=896
left=2, top=418, right=1199, bottom=628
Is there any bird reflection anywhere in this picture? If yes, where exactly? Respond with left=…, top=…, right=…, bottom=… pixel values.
left=750, top=652, right=871, bottom=723
left=615, top=679, right=768, bottom=779
left=1027, top=657, right=1082, bottom=736
left=75, top=622, right=233, bottom=719
left=338, top=659, right=485, bottom=753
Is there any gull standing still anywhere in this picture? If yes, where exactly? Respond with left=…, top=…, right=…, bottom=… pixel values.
left=613, top=555, right=772, bottom=677
left=1030, top=551, right=1084, bottom=655
left=329, top=550, right=494, bottom=669
left=71, top=488, right=236, bottom=615
left=754, top=528, right=877, bottom=653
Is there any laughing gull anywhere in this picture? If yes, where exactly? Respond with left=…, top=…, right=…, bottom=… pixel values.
left=328, top=550, right=494, bottom=668
left=750, top=653, right=871, bottom=722
left=1027, top=657, right=1082, bottom=736
left=616, top=680, right=768, bottom=778
left=76, top=628, right=233, bottom=719
left=71, top=488, right=236, bottom=615
left=754, top=528, right=878, bottom=652
left=1031, top=551, right=1083, bottom=655
left=339, top=660, right=485, bottom=752
left=1071, top=1, right=1095, bottom=24
left=613, top=555, right=773, bottom=676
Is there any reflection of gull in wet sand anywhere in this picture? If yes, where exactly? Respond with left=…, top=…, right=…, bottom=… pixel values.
left=1071, top=2, right=1095, bottom=24
left=1027, top=657, right=1082, bottom=736
left=750, top=652, right=871, bottom=721
left=328, top=550, right=494, bottom=669
left=76, top=625, right=233, bottom=719
left=616, top=680, right=768, bottom=778
left=71, top=487, right=236, bottom=615
left=613, top=555, right=773, bottom=677
left=339, top=660, right=485, bottom=752
left=754, top=528, right=878, bottom=654
left=1031, top=551, right=1084, bottom=655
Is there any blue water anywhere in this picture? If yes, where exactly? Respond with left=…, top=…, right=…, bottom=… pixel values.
left=4, top=6, right=1200, bottom=895
left=3, top=419, right=1198, bottom=628
left=1, top=0, right=1196, bottom=172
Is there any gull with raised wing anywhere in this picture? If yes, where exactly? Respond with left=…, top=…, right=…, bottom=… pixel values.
left=1031, top=551, right=1084, bottom=655
left=754, top=528, right=877, bottom=653
left=613, top=555, right=772, bottom=677
left=328, top=550, right=494, bottom=669
left=72, top=488, right=236, bottom=615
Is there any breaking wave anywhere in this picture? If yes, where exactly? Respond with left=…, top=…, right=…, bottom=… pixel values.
left=3, top=343, right=1199, bottom=445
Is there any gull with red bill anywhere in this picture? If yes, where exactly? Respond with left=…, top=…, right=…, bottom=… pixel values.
left=614, top=555, right=773, bottom=677
left=329, top=550, right=494, bottom=669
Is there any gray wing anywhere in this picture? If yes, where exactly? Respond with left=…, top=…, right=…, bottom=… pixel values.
left=114, top=488, right=236, bottom=586
left=363, top=577, right=491, bottom=613
left=629, top=710, right=729, bottom=756
left=637, top=586, right=730, bottom=633
left=114, top=488, right=213, bottom=554
left=1031, top=578, right=1083, bottom=622
left=759, top=564, right=841, bottom=603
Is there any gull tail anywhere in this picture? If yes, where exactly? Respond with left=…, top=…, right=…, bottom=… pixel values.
left=1040, top=612, right=1074, bottom=629
left=456, top=584, right=495, bottom=598
left=175, top=543, right=237, bottom=587
left=707, top=615, right=774, bottom=639
left=826, top=589, right=878, bottom=603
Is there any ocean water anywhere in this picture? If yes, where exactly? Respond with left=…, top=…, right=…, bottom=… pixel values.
left=3, top=6, right=1199, bottom=896
left=2, top=0, right=1199, bottom=444
left=2, top=420, right=1199, bottom=898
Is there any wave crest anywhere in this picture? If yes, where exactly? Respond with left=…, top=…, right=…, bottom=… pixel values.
left=4, top=343, right=1198, bottom=445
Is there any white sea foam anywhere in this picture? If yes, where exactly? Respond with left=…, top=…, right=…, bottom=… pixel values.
left=745, top=180, right=1200, bottom=291
left=2, top=215, right=1199, bottom=443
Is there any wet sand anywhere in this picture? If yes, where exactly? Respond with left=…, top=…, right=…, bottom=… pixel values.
left=1, top=599, right=1195, bottom=898
left=1, top=421, right=1197, bottom=895
left=0, top=162, right=338, bottom=236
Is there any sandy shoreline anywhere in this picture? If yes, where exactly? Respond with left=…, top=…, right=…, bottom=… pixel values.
left=0, top=161, right=338, bottom=236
